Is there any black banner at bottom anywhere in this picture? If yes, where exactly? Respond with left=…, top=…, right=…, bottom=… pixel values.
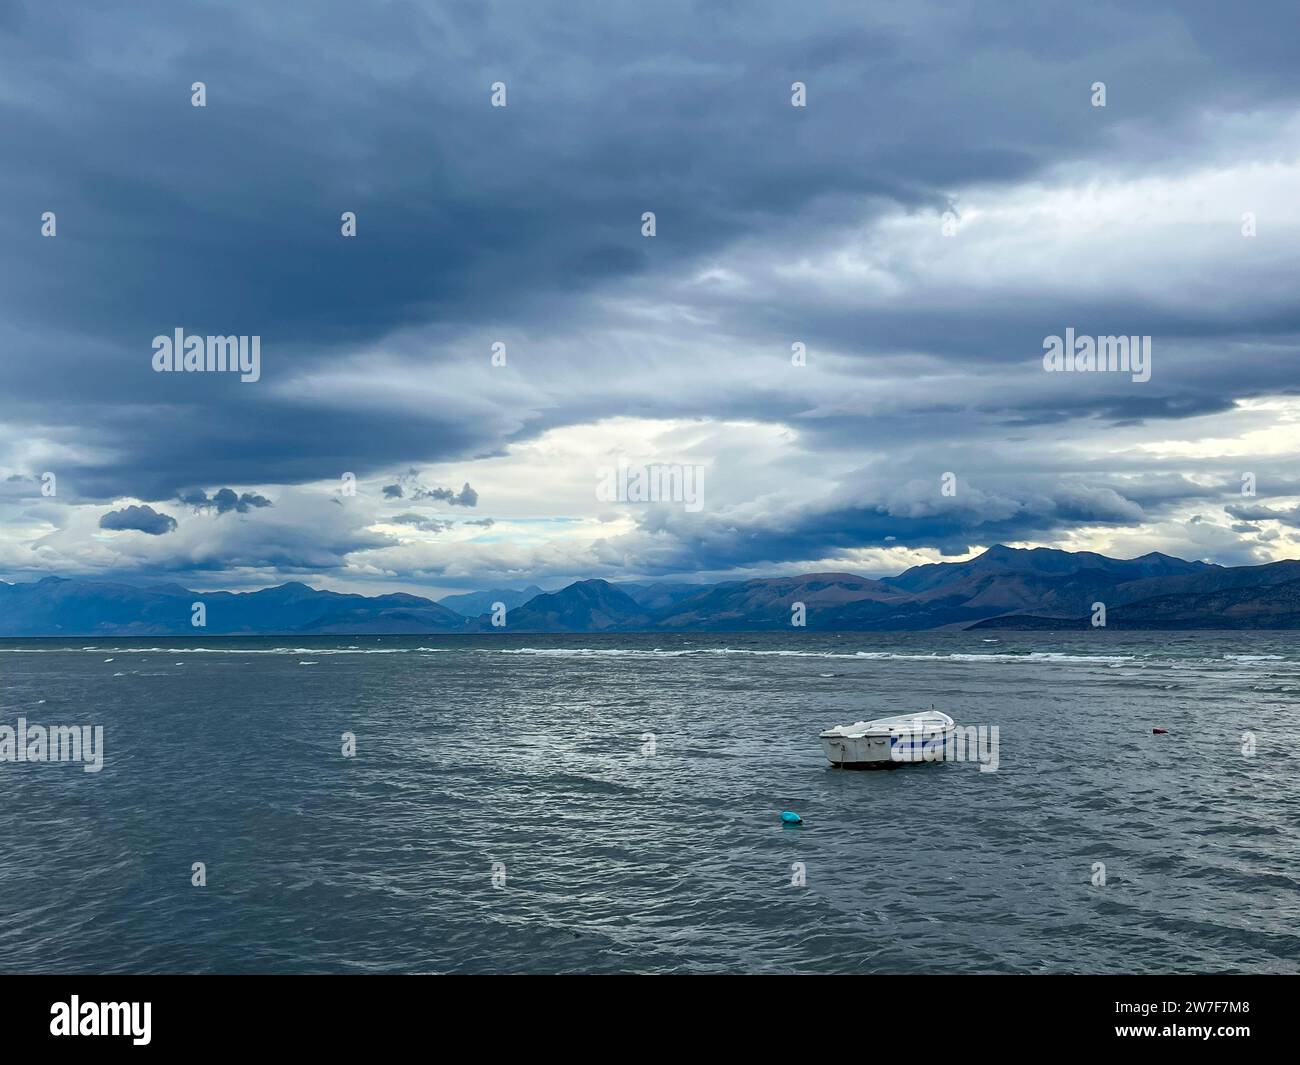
left=1, top=974, right=1288, bottom=1051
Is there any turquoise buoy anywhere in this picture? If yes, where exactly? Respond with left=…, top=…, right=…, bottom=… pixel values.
left=780, top=810, right=803, bottom=825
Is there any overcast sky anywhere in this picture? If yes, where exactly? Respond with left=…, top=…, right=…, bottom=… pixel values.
left=2, top=0, right=1298, bottom=596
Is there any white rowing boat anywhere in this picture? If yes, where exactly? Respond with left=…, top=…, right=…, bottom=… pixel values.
left=819, top=709, right=955, bottom=769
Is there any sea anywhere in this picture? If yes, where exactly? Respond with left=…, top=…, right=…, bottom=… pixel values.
left=1, top=630, right=1297, bottom=974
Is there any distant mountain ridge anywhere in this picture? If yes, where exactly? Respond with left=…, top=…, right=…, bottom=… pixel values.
left=0, top=576, right=468, bottom=636
left=970, top=559, right=1300, bottom=630
left=437, top=585, right=545, bottom=617
left=503, top=580, right=649, bottom=632
left=2, top=546, right=1296, bottom=635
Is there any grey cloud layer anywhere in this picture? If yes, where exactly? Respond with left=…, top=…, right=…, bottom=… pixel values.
left=1, top=1, right=1298, bottom=582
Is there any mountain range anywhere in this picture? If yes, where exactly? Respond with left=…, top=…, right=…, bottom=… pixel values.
left=2, top=546, right=1298, bottom=636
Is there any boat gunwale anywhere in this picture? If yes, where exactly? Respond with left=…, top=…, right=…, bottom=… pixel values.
left=819, top=710, right=955, bottom=740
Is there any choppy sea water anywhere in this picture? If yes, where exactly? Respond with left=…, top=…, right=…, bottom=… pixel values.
left=1, top=630, right=1297, bottom=974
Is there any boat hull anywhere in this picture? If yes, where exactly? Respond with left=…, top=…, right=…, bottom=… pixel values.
left=821, top=734, right=895, bottom=769
left=821, top=726, right=954, bottom=769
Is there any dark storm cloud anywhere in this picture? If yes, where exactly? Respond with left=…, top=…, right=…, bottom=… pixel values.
left=1, top=1, right=1298, bottom=579
left=390, top=513, right=452, bottom=533
left=98, top=504, right=177, bottom=535
left=1225, top=503, right=1300, bottom=528
left=0, top=0, right=1294, bottom=496
left=610, top=462, right=1296, bottom=574
left=625, top=479, right=1154, bottom=570
left=383, top=472, right=477, bottom=507
left=415, top=483, right=478, bottom=507
left=179, top=487, right=273, bottom=513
